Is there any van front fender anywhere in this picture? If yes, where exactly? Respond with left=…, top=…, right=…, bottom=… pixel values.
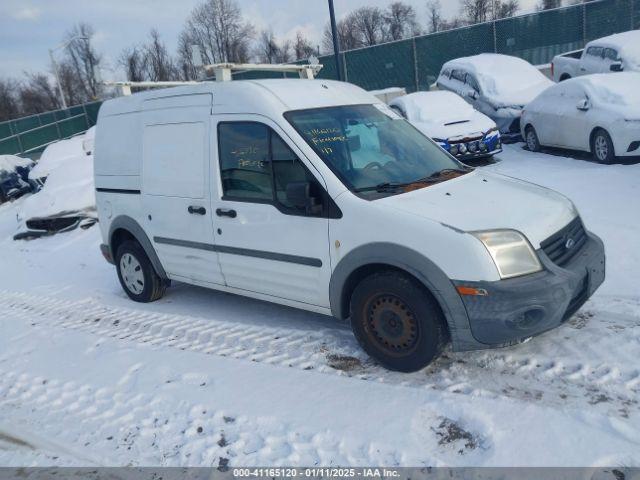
left=329, top=243, right=475, bottom=351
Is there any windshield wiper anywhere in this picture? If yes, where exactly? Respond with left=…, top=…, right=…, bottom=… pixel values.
left=354, top=168, right=473, bottom=194
left=354, top=182, right=408, bottom=193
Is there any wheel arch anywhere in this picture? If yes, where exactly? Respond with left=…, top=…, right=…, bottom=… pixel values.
left=108, top=215, right=168, bottom=280
left=559, top=73, right=572, bottom=81
left=329, top=243, right=471, bottom=348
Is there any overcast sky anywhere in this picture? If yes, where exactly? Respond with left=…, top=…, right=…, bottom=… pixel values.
left=0, top=0, right=538, bottom=80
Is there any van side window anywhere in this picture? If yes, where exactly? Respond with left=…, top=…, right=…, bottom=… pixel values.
left=451, top=69, right=466, bottom=82
left=604, top=48, right=619, bottom=61
left=465, top=74, right=480, bottom=92
left=218, top=122, right=327, bottom=217
left=218, top=123, right=272, bottom=201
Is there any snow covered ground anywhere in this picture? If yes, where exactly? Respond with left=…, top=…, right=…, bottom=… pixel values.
left=0, top=143, right=638, bottom=467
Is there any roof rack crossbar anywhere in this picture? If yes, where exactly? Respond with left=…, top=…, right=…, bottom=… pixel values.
left=103, top=62, right=323, bottom=95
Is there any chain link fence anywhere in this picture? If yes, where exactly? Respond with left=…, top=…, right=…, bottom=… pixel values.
left=308, top=0, right=639, bottom=92
left=0, top=101, right=101, bottom=158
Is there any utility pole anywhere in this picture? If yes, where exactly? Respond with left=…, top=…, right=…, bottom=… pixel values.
left=48, top=36, right=88, bottom=110
left=49, top=48, right=67, bottom=109
left=328, top=0, right=343, bottom=81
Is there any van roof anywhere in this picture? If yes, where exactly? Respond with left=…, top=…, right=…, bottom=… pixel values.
left=99, top=79, right=378, bottom=118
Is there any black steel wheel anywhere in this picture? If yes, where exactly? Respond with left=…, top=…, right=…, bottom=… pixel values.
left=349, top=271, right=446, bottom=372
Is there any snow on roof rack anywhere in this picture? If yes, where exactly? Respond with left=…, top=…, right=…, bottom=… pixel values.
left=104, top=62, right=323, bottom=96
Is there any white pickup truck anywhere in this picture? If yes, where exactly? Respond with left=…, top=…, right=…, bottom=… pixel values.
left=551, top=30, right=640, bottom=82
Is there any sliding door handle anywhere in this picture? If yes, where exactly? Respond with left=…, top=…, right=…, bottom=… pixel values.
left=216, top=208, right=237, bottom=218
left=188, top=206, right=206, bottom=215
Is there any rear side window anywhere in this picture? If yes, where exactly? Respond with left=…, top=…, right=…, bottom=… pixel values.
left=218, top=122, right=326, bottom=216
left=465, top=74, right=480, bottom=92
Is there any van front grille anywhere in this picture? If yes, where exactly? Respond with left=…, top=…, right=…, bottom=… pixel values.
left=540, top=216, right=587, bottom=267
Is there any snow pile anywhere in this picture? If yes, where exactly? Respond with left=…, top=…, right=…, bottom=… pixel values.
left=369, top=87, right=407, bottom=104
left=82, top=126, right=96, bottom=155
left=0, top=155, right=34, bottom=173
left=29, top=134, right=86, bottom=180
left=594, top=30, right=640, bottom=71
left=443, top=54, right=553, bottom=106
left=18, top=131, right=95, bottom=225
left=583, top=72, right=640, bottom=107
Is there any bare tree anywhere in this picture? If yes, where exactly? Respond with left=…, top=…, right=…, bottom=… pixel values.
left=119, top=46, right=146, bottom=82
left=0, top=78, right=21, bottom=121
left=142, top=29, right=178, bottom=81
left=426, top=0, right=444, bottom=33
left=255, top=30, right=279, bottom=63
left=322, top=15, right=362, bottom=53
left=461, top=0, right=519, bottom=23
left=352, top=6, right=386, bottom=46
left=539, top=0, right=561, bottom=9
left=495, top=0, right=519, bottom=18
left=293, top=31, right=317, bottom=61
left=63, top=23, right=101, bottom=101
left=178, top=0, right=254, bottom=73
left=384, top=2, right=420, bottom=40
left=19, top=73, right=60, bottom=115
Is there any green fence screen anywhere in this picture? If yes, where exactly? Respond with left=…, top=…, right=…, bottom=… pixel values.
left=303, top=0, right=636, bottom=92
left=0, top=101, right=102, bottom=157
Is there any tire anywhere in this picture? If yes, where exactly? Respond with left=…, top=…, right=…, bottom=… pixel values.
left=349, top=271, right=446, bottom=372
left=559, top=74, right=571, bottom=82
left=525, top=125, right=542, bottom=152
left=115, top=240, right=166, bottom=302
left=591, top=129, right=615, bottom=164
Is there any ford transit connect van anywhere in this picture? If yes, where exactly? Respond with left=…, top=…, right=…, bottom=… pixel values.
left=94, top=77, right=605, bottom=372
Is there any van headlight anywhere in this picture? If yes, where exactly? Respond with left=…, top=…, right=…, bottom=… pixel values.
left=472, top=230, right=542, bottom=279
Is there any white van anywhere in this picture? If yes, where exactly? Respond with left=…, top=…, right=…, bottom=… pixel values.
left=94, top=77, right=605, bottom=372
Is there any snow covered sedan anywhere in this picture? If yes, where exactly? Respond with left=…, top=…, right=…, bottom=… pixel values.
left=521, top=72, right=640, bottom=164
left=436, top=54, right=553, bottom=139
left=390, top=91, right=502, bottom=161
left=552, top=30, right=640, bottom=82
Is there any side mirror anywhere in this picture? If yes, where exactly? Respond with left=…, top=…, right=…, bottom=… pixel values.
left=467, top=91, right=479, bottom=100
left=577, top=98, right=590, bottom=111
left=610, top=63, right=623, bottom=72
left=286, top=181, right=312, bottom=210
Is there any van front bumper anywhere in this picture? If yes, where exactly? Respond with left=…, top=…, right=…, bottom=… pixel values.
left=452, top=231, right=605, bottom=347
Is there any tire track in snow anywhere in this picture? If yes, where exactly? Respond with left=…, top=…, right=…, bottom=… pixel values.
left=0, top=369, right=391, bottom=466
left=1, top=291, right=639, bottom=413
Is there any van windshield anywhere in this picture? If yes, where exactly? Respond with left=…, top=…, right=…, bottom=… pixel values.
left=285, top=104, right=469, bottom=198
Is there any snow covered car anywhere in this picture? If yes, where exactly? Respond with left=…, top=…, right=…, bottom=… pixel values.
left=436, top=54, right=553, bottom=139
left=390, top=91, right=502, bottom=160
left=552, top=30, right=640, bottom=82
left=0, top=155, right=35, bottom=203
left=522, top=72, right=640, bottom=164
left=95, top=72, right=605, bottom=372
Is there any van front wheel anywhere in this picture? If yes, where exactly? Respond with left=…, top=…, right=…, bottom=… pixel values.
left=115, top=240, right=166, bottom=303
left=349, top=271, right=446, bottom=372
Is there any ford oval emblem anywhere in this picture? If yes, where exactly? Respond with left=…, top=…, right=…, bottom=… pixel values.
left=565, top=237, right=576, bottom=250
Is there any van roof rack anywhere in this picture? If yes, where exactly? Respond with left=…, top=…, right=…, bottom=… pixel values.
left=203, top=62, right=323, bottom=81
left=104, top=62, right=323, bottom=96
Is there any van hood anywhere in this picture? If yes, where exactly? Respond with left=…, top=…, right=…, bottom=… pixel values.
left=376, top=171, right=576, bottom=248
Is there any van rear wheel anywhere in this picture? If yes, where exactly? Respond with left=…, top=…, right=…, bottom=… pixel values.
left=115, top=240, right=166, bottom=303
left=349, top=271, right=446, bottom=372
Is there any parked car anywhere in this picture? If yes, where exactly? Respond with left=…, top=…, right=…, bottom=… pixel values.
left=0, top=154, right=36, bottom=204
left=95, top=76, right=605, bottom=372
left=552, top=30, right=640, bottom=82
left=522, top=72, right=640, bottom=164
left=390, top=91, right=502, bottom=161
left=436, top=54, right=553, bottom=139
